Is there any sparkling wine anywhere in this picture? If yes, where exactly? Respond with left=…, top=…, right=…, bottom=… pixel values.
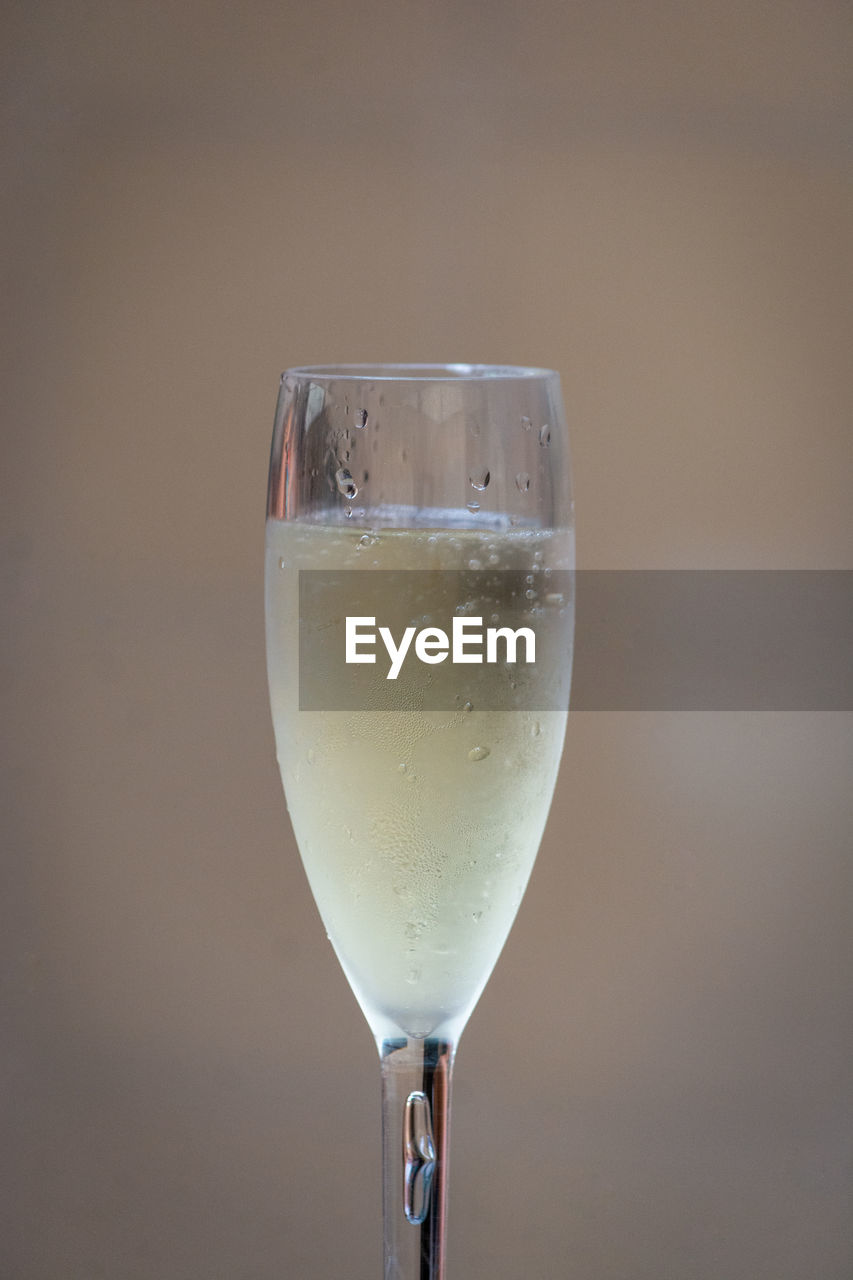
left=266, top=517, right=573, bottom=1040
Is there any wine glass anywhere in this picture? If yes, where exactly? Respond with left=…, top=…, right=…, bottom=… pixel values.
left=265, top=364, right=574, bottom=1278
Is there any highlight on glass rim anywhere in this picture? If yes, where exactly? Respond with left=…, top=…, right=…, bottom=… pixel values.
left=265, top=364, right=574, bottom=1278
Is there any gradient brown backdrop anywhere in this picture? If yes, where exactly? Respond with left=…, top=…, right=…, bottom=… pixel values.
left=3, top=3, right=851, bottom=1277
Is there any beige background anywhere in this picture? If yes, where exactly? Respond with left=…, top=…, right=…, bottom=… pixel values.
left=3, top=2, right=851, bottom=1277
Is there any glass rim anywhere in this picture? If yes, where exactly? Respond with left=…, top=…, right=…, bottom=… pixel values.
left=281, top=363, right=558, bottom=383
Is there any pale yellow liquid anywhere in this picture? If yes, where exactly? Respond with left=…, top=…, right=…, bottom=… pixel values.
left=265, top=518, right=573, bottom=1040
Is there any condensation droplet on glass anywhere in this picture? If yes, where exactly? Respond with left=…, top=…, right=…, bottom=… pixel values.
left=469, top=467, right=490, bottom=491
left=472, top=910, right=483, bottom=923
left=345, top=506, right=353, bottom=518
left=531, top=720, right=541, bottom=737
left=488, top=553, right=499, bottom=566
left=468, top=745, right=490, bottom=762
left=467, top=500, right=480, bottom=513
left=515, top=472, right=530, bottom=493
left=335, top=467, right=358, bottom=499
left=463, top=700, right=474, bottom=713
left=355, top=409, right=368, bottom=428
left=467, top=558, right=482, bottom=570
left=539, top=423, right=551, bottom=447
left=525, top=588, right=536, bottom=600
left=526, top=573, right=535, bottom=585
left=521, top=415, right=532, bottom=431
left=406, top=968, right=421, bottom=985
left=278, top=557, right=287, bottom=570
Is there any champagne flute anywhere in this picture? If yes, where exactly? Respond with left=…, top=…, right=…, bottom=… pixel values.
left=265, top=364, right=574, bottom=1278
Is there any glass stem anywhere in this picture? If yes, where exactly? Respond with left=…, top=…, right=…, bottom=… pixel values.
left=379, top=1036, right=456, bottom=1280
